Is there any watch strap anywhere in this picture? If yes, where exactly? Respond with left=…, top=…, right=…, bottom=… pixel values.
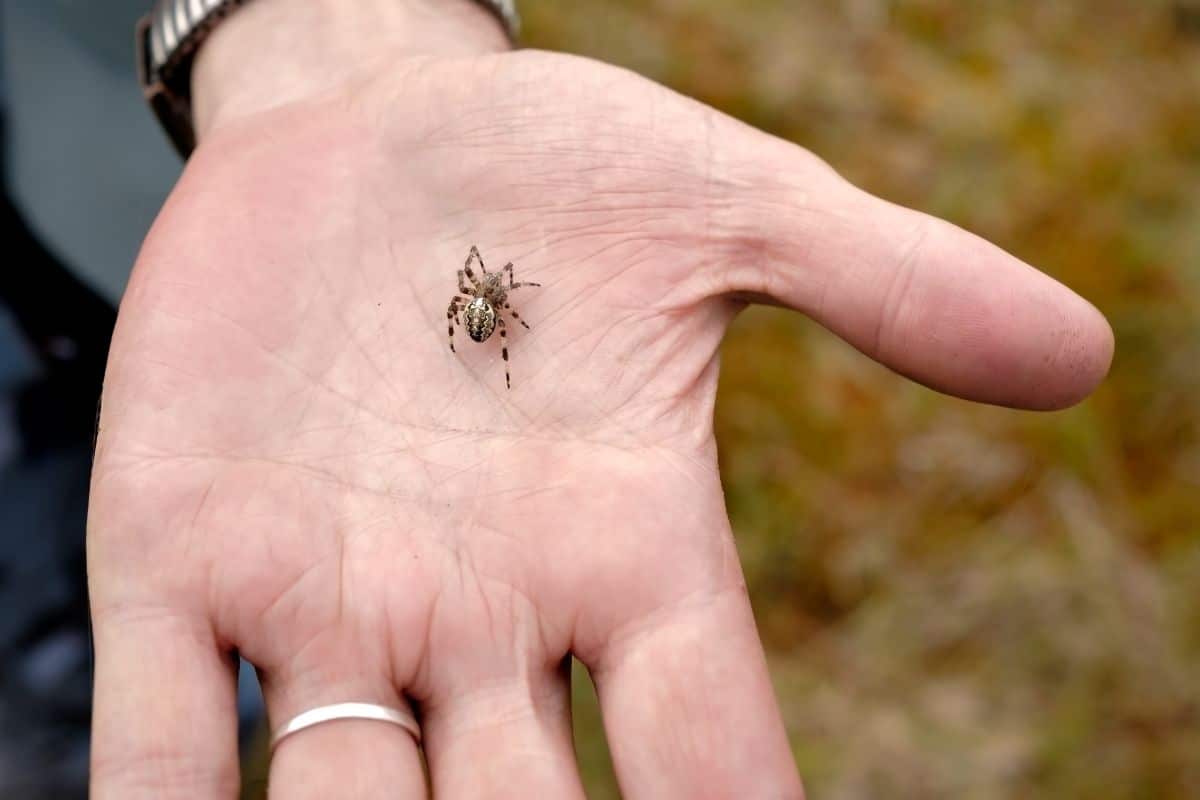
left=137, top=0, right=521, bottom=158
left=137, top=0, right=250, bottom=157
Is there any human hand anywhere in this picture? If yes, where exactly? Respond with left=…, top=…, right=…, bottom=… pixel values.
left=88, top=1, right=1113, bottom=797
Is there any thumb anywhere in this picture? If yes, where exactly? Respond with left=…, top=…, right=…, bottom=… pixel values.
left=704, top=125, right=1113, bottom=411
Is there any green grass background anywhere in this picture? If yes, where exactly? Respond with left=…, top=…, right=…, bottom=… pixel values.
left=247, top=2, right=1200, bottom=796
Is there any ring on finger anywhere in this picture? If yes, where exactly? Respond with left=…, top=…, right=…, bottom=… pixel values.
left=271, top=702, right=421, bottom=750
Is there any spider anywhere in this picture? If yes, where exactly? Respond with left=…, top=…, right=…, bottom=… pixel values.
left=446, top=246, right=541, bottom=389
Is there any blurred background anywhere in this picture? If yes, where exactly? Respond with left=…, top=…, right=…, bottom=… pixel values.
left=1, top=1, right=1196, bottom=798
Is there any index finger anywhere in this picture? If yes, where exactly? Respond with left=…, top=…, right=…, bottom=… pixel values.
left=582, top=579, right=803, bottom=798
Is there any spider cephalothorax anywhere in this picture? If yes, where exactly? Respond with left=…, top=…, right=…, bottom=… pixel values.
left=447, top=246, right=540, bottom=388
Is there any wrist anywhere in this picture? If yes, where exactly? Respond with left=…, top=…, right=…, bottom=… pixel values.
left=191, top=0, right=510, bottom=141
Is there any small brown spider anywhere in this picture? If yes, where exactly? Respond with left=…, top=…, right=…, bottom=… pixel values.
left=447, top=246, right=540, bottom=389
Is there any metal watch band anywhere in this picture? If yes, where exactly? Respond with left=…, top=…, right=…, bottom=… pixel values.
left=136, top=0, right=521, bottom=158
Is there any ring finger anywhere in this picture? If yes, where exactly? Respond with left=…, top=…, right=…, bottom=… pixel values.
left=259, top=657, right=425, bottom=799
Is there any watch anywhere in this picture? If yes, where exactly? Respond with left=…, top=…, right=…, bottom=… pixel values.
left=136, top=0, right=521, bottom=158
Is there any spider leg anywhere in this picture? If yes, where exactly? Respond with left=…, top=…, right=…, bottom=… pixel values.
left=463, top=251, right=482, bottom=289
left=457, top=269, right=472, bottom=295
left=497, top=316, right=510, bottom=389
left=463, top=246, right=486, bottom=287
left=447, top=296, right=464, bottom=353
left=501, top=262, right=544, bottom=291
left=499, top=262, right=542, bottom=291
left=504, top=303, right=531, bottom=330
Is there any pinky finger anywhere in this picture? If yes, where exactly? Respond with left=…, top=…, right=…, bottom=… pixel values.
left=90, top=606, right=240, bottom=799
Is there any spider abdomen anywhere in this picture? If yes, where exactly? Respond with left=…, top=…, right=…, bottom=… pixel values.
left=464, top=297, right=497, bottom=342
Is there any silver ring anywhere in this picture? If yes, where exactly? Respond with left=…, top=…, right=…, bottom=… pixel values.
left=271, top=702, right=421, bottom=751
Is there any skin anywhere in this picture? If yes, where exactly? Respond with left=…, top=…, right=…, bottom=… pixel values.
left=87, top=0, right=1114, bottom=797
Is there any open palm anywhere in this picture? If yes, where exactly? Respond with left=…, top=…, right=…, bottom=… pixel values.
left=88, top=50, right=1112, bottom=799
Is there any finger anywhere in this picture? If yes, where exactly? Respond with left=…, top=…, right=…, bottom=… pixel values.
left=90, top=606, right=240, bottom=799
left=261, top=665, right=425, bottom=799
left=422, top=660, right=585, bottom=799
left=714, top=138, right=1113, bottom=410
left=587, top=586, right=802, bottom=799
